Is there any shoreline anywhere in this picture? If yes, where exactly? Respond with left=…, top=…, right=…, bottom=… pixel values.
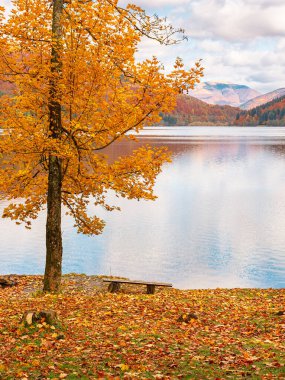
left=1, top=273, right=284, bottom=293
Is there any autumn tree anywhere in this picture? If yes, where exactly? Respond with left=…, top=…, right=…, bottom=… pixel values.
left=0, top=0, right=203, bottom=292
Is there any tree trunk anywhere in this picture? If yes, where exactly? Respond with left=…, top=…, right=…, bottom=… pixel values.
left=43, top=0, right=64, bottom=292
left=44, top=156, right=63, bottom=292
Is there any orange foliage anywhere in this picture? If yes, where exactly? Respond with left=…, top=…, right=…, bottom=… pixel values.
left=0, top=1, right=203, bottom=234
left=0, top=276, right=284, bottom=378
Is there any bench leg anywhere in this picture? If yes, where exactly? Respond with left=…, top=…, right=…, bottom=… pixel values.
left=108, top=282, right=121, bottom=293
left=147, top=284, right=155, bottom=294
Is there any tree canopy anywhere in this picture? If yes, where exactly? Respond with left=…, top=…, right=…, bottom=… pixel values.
left=0, top=0, right=203, bottom=291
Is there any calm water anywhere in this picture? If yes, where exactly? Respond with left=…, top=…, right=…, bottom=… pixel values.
left=1, top=127, right=285, bottom=289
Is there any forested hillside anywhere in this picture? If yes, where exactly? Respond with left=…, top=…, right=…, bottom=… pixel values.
left=160, top=95, right=239, bottom=125
left=236, top=95, right=285, bottom=126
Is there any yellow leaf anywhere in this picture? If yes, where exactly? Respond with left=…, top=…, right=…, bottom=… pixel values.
left=118, top=364, right=129, bottom=371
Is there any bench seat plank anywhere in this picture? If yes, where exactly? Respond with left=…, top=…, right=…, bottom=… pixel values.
left=103, top=278, right=172, bottom=287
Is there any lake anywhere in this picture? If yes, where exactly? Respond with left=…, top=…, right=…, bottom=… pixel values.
left=1, top=126, right=285, bottom=289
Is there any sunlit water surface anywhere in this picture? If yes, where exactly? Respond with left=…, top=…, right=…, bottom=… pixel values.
left=1, top=127, right=285, bottom=289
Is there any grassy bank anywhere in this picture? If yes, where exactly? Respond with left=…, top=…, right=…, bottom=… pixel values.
left=0, top=275, right=284, bottom=379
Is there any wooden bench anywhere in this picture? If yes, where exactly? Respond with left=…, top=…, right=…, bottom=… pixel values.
left=102, top=278, right=172, bottom=294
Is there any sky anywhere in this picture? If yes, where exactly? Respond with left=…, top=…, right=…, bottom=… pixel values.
left=3, top=0, right=285, bottom=94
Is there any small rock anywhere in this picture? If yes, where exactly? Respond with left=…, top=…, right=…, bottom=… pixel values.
left=0, top=277, right=18, bottom=288
left=21, top=310, right=58, bottom=326
left=177, top=313, right=198, bottom=323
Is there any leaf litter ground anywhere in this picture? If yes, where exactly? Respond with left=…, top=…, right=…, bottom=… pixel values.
left=0, top=274, right=284, bottom=379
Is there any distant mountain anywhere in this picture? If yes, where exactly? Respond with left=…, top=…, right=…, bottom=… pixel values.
left=187, top=81, right=260, bottom=107
left=160, top=94, right=239, bottom=126
left=240, top=88, right=285, bottom=110
left=235, top=95, right=285, bottom=126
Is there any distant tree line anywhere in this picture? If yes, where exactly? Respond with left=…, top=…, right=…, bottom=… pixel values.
left=236, top=95, right=285, bottom=126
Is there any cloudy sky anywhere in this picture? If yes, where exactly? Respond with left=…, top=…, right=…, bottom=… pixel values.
left=3, top=0, right=285, bottom=94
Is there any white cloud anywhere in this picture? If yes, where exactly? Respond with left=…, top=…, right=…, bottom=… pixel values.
left=184, top=0, right=285, bottom=41
left=277, top=38, right=285, bottom=50
left=135, top=33, right=285, bottom=93
left=194, top=41, right=285, bottom=92
left=133, top=0, right=285, bottom=93
left=199, top=39, right=225, bottom=53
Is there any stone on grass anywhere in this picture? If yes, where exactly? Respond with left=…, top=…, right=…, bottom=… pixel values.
left=21, top=310, right=58, bottom=326
left=0, top=277, right=17, bottom=288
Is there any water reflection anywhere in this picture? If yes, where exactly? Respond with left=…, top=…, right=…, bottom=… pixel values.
left=1, top=130, right=285, bottom=289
